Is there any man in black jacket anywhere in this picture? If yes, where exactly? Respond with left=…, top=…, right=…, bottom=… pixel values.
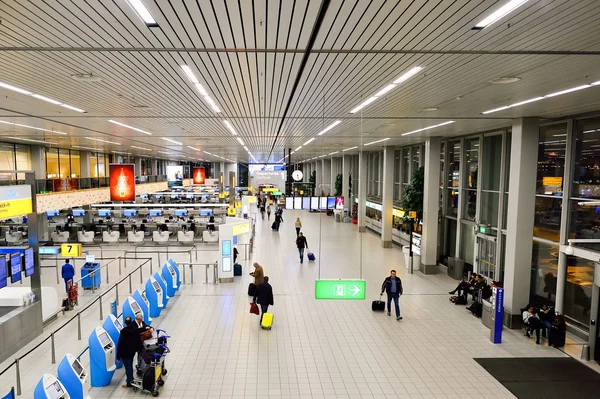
left=253, top=276, right=274, bottom=324
left=380, top=270, right=403, bottom=320
left=116, top=316, right=140, bottom=388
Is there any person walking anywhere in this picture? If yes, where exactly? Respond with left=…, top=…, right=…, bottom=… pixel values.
left=380, top=270, right=403, bottom=320
left=296, top=232, right=308, bottom=263
left=267, top=205, right=272, bottom=220
left=253, top=276, right=274, bottom=325
left=249, top=262, right=264, bottom=285
left=295, top=217, right=302, bottom=236
left=61, top=259, right=75, bottom=293
left=116, top=316, right=140, bottom=389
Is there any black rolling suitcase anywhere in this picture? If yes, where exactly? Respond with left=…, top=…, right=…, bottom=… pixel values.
left=248, top=283, right=257, bottom=296
left=372, top=296, right=385, bottom=311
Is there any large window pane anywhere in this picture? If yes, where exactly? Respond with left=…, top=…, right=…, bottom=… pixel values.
left=564, top=256, right=594, bottom=331
left=534, top=197, right=562, bottom=242
left=537, top=123, right=567, bottom=195
left=530, top=241, right=558, bottom=306
left=480, top=191, right=499, bottom=227
left=482, top=135, right=502, bottom=191
left=447, top=141, right=460, bottom=188
left=572, top=118, right=600, bottom=198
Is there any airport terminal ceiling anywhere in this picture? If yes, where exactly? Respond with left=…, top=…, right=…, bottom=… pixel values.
left=0, top=0, right=600, bottom=164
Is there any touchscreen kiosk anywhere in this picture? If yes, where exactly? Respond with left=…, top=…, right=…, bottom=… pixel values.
left=57, top=353, right=91, bottom=399
left=132, top=289, right=152, bottom=325
left=145, top=277, right=164, bottom=317
left=122, top=296, right=144, bottom=327
left=102, top=314, right=123, bottom=369
left=34, top=373, right=70, bottom=399
left=154, top=271, right=170, bottom=306
left=88, top=326, right=116, bottom=387
left=161, top=264, right=178, bottom=297
left=167, top=258, right=181, bottom=288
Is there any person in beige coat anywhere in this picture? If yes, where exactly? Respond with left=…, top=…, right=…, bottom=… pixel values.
left=250, top=262, right=264, bottom=285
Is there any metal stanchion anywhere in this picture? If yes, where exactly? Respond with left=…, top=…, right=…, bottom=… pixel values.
left=129, top=273, right=132, bottom=293
left=16, top=358, right=21, bottom=395
left=99, top=295, right=103, bottom=320
left=51, top=333, right=56, bottom=364
left=77, top=313, right=82, bottom=340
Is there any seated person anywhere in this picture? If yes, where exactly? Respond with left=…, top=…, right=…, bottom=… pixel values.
left=523, top=304, right=542, bottom=344
left=449, top=272, right=477, bottom=298
left=537, top=303, right=555, bottom=339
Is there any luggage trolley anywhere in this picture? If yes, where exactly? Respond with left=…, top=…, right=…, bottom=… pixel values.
left=132, top=329, right=170, bottom=397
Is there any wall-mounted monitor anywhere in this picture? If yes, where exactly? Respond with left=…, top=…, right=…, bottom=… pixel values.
left=294, top=197, right=302, bottom=209
left=98, top=209, right=112, bottom=217
left=174, top=210, right=188, bottom=217
left=285, top=197, right=294, bottom=210
left=302, top=197, right=310, bottom=210
left=123, top=209, right=137, bottom=217
left=327, top=197, right=336, bottom=210
left=222, top=240, right=231, bottom=256
left=46, top=210, right=60, bottom=217
left=10, top=252, right=21, bottom=284
left=0, top=257, right=7, bottom=289
left=24, top=247, right=34, bottom=277
left=200, top=209, right=213, bottom=216
left=311, top=197, right=319, bottom=210
left=319, top=197, right=327, bottom=210
left=72, top=209, right=85, bottom=217
left=149, top=209, right=163, bottom=217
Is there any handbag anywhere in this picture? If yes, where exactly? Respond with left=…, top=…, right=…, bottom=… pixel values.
left=250, top=302, right=259, bottom=315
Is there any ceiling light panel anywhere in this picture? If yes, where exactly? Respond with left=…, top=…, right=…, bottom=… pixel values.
left=125, top=0, right=159, bottom=27
left=349, top=67, right=423, bottom=114
left=0, top=81, right=86, bottom=113
left=473, top=0, right=529, bottom=30
left=401, top=121, right=455, bottom=136
left=180, top=65, right=221, bottom=113
left=109, top=120, right=153, bottom=135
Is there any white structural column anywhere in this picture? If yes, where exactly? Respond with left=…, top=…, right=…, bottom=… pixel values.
left=357, top=151, right=367, bottom=233
left=504, top=118, right=539, bottom=327
left=381, top=146, right=394, bottom=248
left=421, top=137, right=441, bottom=274
left=342, top=155, right=351, bottom=211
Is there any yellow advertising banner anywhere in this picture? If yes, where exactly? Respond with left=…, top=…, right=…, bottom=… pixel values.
left=0, top=185, right=32, bottom=220
left=61, top=243, right=82, bottom=257
left=232, top=222, right=250, bottom=236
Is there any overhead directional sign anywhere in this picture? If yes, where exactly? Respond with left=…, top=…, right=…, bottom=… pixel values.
left=315, top=280, right=366, bottom=300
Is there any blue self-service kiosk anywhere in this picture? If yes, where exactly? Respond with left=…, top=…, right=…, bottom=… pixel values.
left=102, top=315, right=123, bottom=369
left=168, top=258, right=182, bottom=288
left=57, top=354, right=90, bottom=399
left=88, top=326, right=116, bottom=387
left=34, top=373, right=70, bottom=399
left=153, top=272, right=170, bottom=306
left=161, top=264, right=178, bottom=297
left=122, top=296, right=144, bottom=325
left=132, top=289, right=152, bottom=326
left=145, top=277, right=164, bottom=317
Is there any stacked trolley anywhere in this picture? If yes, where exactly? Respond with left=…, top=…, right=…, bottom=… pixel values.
left=132, top=329, right=170, bottom=397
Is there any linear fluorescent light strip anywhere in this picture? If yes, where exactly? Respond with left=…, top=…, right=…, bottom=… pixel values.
left=86, top=137, right=121, bottom=145
left=482, top=83, right=596, bottom=114
left=0, top=81, right=85, bottom=112
left=180, top=65, right=220, bottom=113
left=364, top=138, right=390, bottom=146
left=349, top=67, right=423, bottom=114
left=343, top=146, right=358, bottom=152
left=0, top=119, right=67, bottom=135
left=8, top=136, right=58, bottom=145
left=126, top=0, right=158, bottom=26
left=162, top=137, right=182, bottom=145
left=473, top=0, right=529, bottom=30
left=317, top=120, right=342, bottom=136
left=131, top=145, right=152, bottom=151
left=108, top=120, right=152, bottom=135
left=401, top=121, right=456, bottom=136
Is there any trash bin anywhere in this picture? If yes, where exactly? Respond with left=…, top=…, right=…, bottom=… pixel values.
left=81, top=262, right=101, bottom=289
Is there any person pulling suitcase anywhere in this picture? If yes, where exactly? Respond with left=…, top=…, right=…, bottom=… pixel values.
left=380, top=270, right=403, bottom=320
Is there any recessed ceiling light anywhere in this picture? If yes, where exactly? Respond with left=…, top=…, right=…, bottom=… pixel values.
left=0, top=80, right=86, bottom=112
left=489, top=77, right=522, bottom=84
left=70, top=73, right=102, bottom=82
left=125, top=0, right=159, bottom=27
left=401, top=121, right=455, bottom=136
left=422, top=107, right=439, bottom=112
left=86, top=137, right=121, bottom=145
left=473, top=0, right=529, bottom=30
left=162, top=137, right=182, bottom=145
left=108, top=120, right=153, bottom=135
left=7, top=136, right=58, bottom=145
left=0, top=120, right=67, bottom=135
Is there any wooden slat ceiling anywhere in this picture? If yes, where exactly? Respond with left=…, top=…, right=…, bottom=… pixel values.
left=0, top=0, right=599, bottom=164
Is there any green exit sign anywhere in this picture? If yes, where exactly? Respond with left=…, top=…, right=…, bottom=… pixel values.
left=315, top=280, right=366, bottom=300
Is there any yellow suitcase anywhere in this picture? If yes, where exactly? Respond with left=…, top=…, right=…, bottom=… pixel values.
left=261, top=313, right=273, bottom=330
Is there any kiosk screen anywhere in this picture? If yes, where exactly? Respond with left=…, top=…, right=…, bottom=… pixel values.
left=98, top=332, right=111, bottom=347
left=47, top=381, right=65, bottom=399
left=72, top=359, right=85, bottom=376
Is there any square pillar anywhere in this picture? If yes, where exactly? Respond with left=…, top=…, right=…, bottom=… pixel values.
left=357, top=152, right=367, bottom=233
left=421, top=137, right=441, bottom=274
left=381, top=147, right=394, bottom=248
left=504, top=118, right=539, bottom=328
left=342, top=155, right=351, bottom=211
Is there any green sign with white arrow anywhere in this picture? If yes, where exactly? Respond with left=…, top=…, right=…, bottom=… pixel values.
left=315, top=280, right=366, bottom=300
